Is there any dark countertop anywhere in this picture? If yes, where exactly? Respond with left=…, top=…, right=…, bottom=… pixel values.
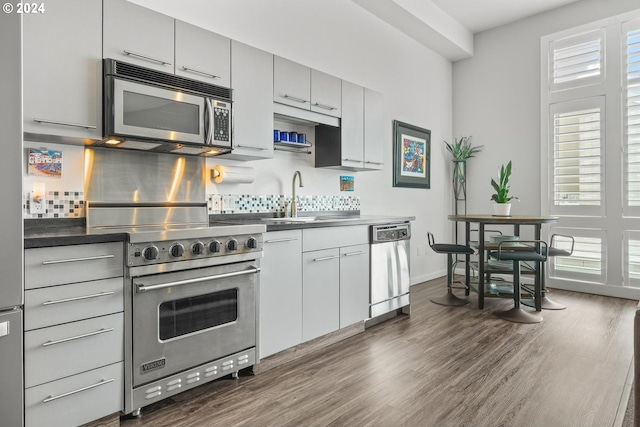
left=211, top=214, right=415, bottom=231
left=24, top=214, right=415, bottom=248
left=24, top=219, right=128, bottom=249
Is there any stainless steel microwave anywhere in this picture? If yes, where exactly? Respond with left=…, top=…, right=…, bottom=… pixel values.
left=101, top=58, right=232, bottom=156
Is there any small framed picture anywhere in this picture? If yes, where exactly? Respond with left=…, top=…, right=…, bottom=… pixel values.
left=392, top=120, right=430, bottom=189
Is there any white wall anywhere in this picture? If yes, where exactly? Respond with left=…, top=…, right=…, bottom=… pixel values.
left=453, top=0, right=640, bottom=238
left=121, top=0, right=455, bottom=284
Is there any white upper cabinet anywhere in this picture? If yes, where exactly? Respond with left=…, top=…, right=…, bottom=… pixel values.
left=175, top=20, right=231, bottom=87
left=363, top=88, right=384, bottom=169
left=273, top=56, right=342, bottom=119
left=103, top=0, right=174, bottom=73
left=223, top=41, right=274, bottom=160
left=315, top=82, right=385, bottom=170
left=273, top=56, right=311, bottom=108
left=340, top=81, right=365, bottom=168
left=23, top=0, right=102, bottom=139
left=310, top=69, right=342, bottom=118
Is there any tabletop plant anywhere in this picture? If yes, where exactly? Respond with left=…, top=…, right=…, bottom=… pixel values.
left=490, top=160, right=519, bottom=208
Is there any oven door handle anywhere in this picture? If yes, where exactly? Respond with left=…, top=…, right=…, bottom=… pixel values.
left=135, top=267, right=261, bottom=293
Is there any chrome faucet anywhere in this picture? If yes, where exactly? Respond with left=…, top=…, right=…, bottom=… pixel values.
left=291, top=170, right=304, bottom=217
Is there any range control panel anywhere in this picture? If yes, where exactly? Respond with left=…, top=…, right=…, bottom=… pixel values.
left=127, top=234, right=262, bottom=267
left=371, top=223, right=411, bottom=243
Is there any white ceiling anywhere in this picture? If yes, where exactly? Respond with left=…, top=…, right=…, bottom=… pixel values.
left=431, top=0, right=583, bottom=34
left=352, top=0, right=585, bottom=60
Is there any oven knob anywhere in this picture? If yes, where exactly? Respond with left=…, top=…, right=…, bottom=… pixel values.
left=246, top=237, right=258, bottom=249
left=227, top=238, right=238, bottom=251
left=142, top=245, right=159, bottom=261
left=208, top=240, right=221, bottom=253
left=191, top=241, right=205, bottom=255
left=169, top=243, right=185, bottom=258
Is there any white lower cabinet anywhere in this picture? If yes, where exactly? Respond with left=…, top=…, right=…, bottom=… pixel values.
left=25, top=362, right=123, bottom=427
left=339, top=244, right=370, bottom=328
left=259, top=230, right=303, bottom=358
left=24, top=242, right=125, bottom=427
left=302, top=248, right=340, bottom=341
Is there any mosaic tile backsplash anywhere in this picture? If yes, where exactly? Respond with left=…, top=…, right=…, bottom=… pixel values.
left=23, top=191, right=84, bottom=219
left=23, top=191, right=359, bottom=218
left=208, top=194, right=360, bottom=214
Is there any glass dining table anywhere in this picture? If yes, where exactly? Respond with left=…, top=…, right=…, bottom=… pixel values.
left=448, top=214, right=560, bottom=310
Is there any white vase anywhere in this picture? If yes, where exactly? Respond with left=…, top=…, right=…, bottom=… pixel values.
left=493, top=203, right=511, bottom=216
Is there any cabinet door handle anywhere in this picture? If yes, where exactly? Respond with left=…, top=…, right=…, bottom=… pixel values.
left=312, top=102, right=337, bottom=111
left=181, top=66, right=220, bottom=79
left=343, top=158, right=363, bottom=163
left=41, top=254, right=115, bottom=265
left=343, top=251, right=366, bottom=257
left=42, top=328, right=114, bottom=347
left=235, top=144, right=268, bottom=151
left=43, top=379, right=114, bottom=403
left=33, top=118, right=96, bottom=130
left=365, top=161, right=383, bottom=165
left=123, top=50, right=171, bottom=66
left=265, top=237, right=299, bottom=243
left=283, top=94, right=309, bottom=104
left=42, top=291, right=115, bottom=306
left=313, top=255, right=341, bottom=262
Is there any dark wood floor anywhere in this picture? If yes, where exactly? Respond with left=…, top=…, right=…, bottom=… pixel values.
left=119, top=277, right=636, bottom=427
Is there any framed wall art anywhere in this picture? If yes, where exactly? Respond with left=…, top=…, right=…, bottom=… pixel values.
left=392, top=120, right=430, bottom=188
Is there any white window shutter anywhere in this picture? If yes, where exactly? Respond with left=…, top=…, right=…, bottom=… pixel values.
left=549, top=29, right=604, bottom=92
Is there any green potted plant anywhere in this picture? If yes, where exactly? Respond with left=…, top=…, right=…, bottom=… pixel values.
left=444, top=136, right=483, bottom=200
left=490, top=160, right=518, bottom=216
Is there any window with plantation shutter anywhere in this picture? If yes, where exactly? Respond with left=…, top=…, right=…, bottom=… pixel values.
left=625, top=24, right=640, bottom=214
left=549, top=98, right=604, bottom=216
left=549, top=29, right=604, bottom=92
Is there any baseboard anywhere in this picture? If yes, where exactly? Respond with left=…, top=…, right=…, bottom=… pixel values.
left=254, top=321, right=365, bottom=374
left=411, top=270, right=445, bottom=286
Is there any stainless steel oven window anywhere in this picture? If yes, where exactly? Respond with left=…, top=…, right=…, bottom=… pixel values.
left=158, top=288, right=238, bottom=341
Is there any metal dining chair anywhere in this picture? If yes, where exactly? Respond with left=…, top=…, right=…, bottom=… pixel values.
left=493, top=239, right=548, bottom=324
left=522, top=233, right=575, bottom=310
left=427, top=232, right=475, bottom=306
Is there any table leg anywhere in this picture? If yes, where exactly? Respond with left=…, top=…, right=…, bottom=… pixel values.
left=465, top=222, right=471, bottom=296
left=478, top=223, right=485, bottom=309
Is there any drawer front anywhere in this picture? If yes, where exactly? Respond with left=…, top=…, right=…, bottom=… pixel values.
left=25, top=278, right=123, bottom=331
left=25, top=242, right=124, bottom=289
left=303, top=225, right=369, bottom=252
left=25, top=362, right=123, bottom=427
left=25, top=313, right=124, bottom=388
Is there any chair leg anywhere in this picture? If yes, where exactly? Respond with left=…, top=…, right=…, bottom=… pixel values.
left=431, top=253, right=470, bottom=307
left=494, top=260, right=542, bottom=323
left=521, top=260, right=566, bottom=310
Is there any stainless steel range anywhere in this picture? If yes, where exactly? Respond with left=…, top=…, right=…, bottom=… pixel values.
left=84, top=148, right=265, bottom=417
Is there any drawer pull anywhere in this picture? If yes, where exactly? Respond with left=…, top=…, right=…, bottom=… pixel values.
left=42, top=291, right=115, bottom=306
left=313, top=255, right=341, bottom=262
left=181, top=66, right=220, bottom=79
left=283, top=94, right=309, bottom=104
left=312, top=102, right=337, bottom=111
left=33, top=118, right=96, bottom=129
left=43, top=378, right=114, bottom=403
left=235, top=144, right=268, bottom=151
left=41, top=254, right=115, bottom=265
left=123, top=50, right=171, bottom=66
left=265, top=237, right=298, bottom=244
left=343, top=251, right=366, bottom=257
left=42, top=328, right=114, bottom=347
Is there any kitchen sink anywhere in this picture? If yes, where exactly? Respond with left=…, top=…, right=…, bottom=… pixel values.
left=261, top=215, right=360, bottom=223
left=261, top=217, right=318, bottom=222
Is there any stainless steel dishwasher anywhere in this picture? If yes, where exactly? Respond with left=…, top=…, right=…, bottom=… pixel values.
left=370, top=223, right=411, bottom=318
